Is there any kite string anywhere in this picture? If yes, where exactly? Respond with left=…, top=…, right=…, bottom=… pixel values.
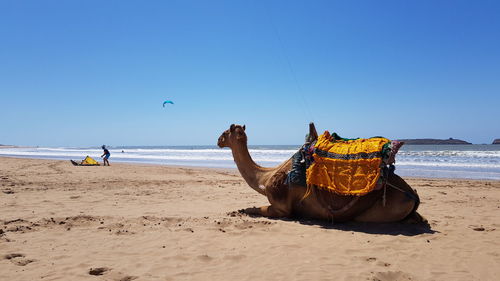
left=263, top=4, right=315, bottom=123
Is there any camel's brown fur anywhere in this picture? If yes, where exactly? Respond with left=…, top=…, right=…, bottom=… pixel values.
left=217, top=124, right=425, bottom=223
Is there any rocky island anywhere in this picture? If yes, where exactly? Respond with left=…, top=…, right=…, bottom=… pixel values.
left=397, top=138, right=471, bottom=145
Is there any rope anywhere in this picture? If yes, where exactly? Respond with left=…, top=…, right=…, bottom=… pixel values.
left=382, top=181, right=387, bottom=207
left=386, top=182, right=420, bottom=202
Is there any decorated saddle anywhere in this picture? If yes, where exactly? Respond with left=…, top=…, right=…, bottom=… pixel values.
left=305, top=131, right=402, bottom=196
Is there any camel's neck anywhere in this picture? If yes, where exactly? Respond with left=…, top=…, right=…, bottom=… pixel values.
left=230, top=142, right=282, bottom=195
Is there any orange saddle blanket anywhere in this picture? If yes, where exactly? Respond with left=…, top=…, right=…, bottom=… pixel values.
left=306, top=131, right=391, bottom=196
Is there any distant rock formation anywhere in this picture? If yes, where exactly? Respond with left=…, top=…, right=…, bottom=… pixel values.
left=397, top=138, right=471, bottom=145
left=493, top=139, right=500, bottom=145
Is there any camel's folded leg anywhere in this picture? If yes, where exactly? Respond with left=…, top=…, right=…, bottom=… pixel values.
left=243, top=205, right=290, bottom=218
left=401, top=211, right=428, bottom=224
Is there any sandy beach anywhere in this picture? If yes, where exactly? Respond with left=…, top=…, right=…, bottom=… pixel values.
left=1, top=156, right=499, bottom=281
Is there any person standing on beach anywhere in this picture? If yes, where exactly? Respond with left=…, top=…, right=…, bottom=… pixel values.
left=101, top=145, right=111, bottom=166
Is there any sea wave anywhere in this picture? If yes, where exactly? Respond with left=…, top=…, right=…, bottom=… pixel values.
left=2, top=145, right=500, bottom=180
left=397, top=161, right=500, bottom=169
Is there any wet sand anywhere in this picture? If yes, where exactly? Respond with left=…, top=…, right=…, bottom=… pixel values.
left=1, top=157, right=499, bottom=280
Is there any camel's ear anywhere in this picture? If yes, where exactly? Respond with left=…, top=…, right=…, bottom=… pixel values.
left=230, top=124, right=235, bottom=132
left=242, top=125, right=246, bottom=131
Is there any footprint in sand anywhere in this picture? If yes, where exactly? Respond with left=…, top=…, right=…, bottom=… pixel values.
left=4, top=253, right=35, bottom=266
left=119, top=276, right=138, bottom=281
left=197, top=254, right=214, bottom=262
left=469, top=225, right=492, bottom=231
left=371, top=271, right=413, bottom=281
left=376, top=261, right=391, bottom=267
left=89, top=267, right=111, bottom=276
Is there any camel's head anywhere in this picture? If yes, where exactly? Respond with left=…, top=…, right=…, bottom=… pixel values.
left=217, top=124, right=247, bottom=148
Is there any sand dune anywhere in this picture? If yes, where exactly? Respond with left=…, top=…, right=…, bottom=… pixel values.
left=1, top=157, right=499, bottom=280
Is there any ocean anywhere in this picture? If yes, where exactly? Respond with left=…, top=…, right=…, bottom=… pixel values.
left=1, top=145, right=500, bottom=180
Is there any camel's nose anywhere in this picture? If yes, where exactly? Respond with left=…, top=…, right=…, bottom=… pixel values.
left=217, top=136, right=224, bottom=147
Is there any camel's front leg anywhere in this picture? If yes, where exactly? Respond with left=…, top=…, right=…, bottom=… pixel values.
left=243, top=204, right=290, bottom=218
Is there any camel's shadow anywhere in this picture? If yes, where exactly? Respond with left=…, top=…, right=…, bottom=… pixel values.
left=293, top=218, right=437, bottom=236
left=251, top=215, right=436, bottom=236
left=232, top=210, right=436, bottom=236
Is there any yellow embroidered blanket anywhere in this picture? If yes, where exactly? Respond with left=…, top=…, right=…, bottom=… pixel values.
left=306, top=131, right=390, bottom=196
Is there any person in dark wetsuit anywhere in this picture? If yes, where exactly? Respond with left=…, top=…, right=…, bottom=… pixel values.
left=101, top=145, right=111, bottom=166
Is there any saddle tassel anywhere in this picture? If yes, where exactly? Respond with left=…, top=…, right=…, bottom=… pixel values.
left=382, top=180, right=387, bottom=207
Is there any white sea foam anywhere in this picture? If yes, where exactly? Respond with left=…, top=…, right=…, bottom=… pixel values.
left=2, top=145, right=500, bottom=179
left=397, top=161, right=500, bottom=169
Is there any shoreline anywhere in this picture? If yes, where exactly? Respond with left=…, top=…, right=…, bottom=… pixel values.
left=1, top=155, right=499, bottom=182
left=1, top=157, right=500, bottom=280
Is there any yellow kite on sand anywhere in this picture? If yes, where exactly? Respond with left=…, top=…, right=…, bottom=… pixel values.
left=70, top=156, right=100, bottom=166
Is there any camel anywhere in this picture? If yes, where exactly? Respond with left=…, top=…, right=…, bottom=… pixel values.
left=217, top=124, right=425, bottom=223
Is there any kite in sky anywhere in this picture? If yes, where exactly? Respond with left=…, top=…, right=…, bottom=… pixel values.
left=163, top=100, right=174, bottom=107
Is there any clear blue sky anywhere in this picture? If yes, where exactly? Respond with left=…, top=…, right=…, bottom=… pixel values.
left=1, top=0, right=499, bottom=146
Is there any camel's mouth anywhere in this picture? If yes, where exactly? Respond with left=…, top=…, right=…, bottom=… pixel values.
left=217, top=135, right=225, bottom=148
